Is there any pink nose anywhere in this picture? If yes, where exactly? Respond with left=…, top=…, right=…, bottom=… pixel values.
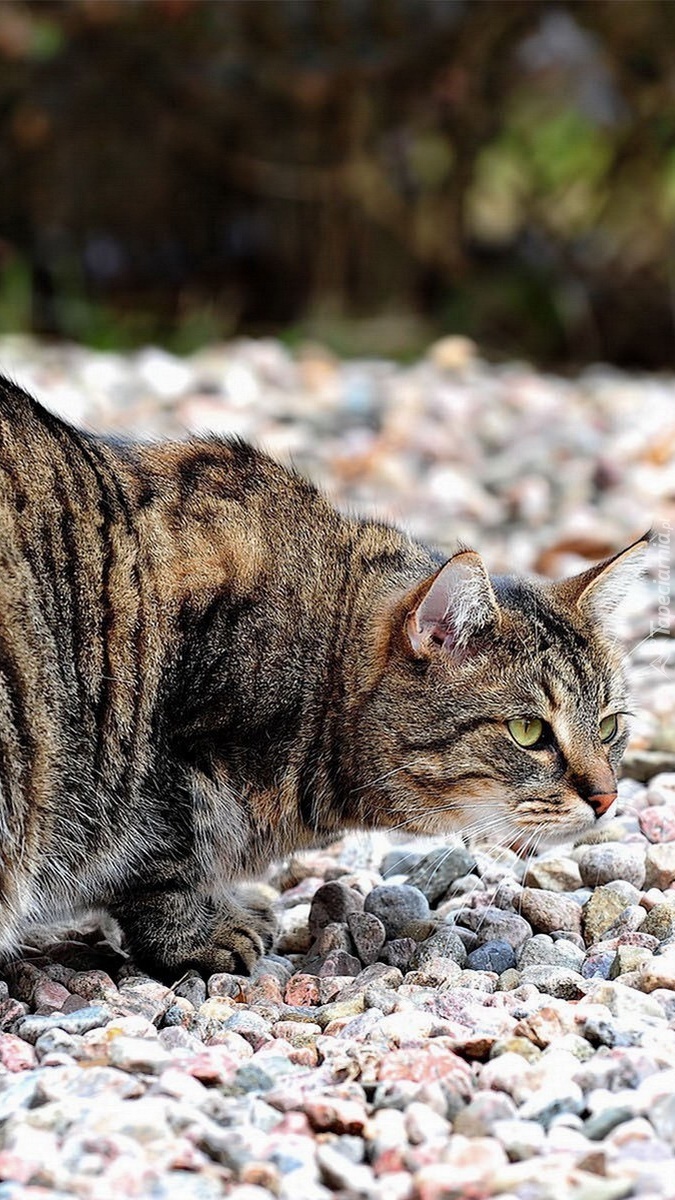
left=587, top=792, right=617, bottom=817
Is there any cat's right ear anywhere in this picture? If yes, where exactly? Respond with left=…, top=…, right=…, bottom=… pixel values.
left=405, top=550, right=501, bottom=659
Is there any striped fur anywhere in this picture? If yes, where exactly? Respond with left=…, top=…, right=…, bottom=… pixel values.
left=0, top=378, right=643, bottom=978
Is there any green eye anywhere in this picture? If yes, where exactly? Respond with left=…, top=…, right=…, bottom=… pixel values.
left=600, top=714, right=618, bottom=743
left=508, top=717, right=544, bottom=748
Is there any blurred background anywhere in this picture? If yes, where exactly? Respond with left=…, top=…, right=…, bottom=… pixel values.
left=1, top=0, right=675, bottom=369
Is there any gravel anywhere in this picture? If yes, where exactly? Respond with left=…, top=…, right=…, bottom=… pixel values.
left=0, top=333, right=672, bottom=1197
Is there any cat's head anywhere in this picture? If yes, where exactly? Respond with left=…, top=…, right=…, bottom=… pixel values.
left=353, top=534, right=649, bottom=850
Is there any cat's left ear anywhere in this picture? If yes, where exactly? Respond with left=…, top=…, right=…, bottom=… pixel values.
left=405, top=549, right=501, bottom=658
left=553, top=532, right=651, bottom=623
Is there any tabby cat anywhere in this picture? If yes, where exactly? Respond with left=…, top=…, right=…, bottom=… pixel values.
left=0, top=377, right=646, bottom=980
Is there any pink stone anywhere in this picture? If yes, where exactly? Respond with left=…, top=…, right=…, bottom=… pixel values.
left=284, top=974, right=321, bottom=1006
left=372, top=1148, right=407, bottom=1176
left=0, top=1151, right=33, bottom=1183
left=185, top=1046, right=239, bottom=1084
left=378, top=1044, right=473, bottom=1087
left=640, top=807, right=675, bottom=843
left=32, top=980, right=71, bottom=1014
left=0, top=1034, right=36, bottom=1072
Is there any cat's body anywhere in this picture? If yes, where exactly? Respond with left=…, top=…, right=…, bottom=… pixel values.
left=0, top=377, right=645, bottom=979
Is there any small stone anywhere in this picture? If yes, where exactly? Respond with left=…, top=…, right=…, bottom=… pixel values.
left=523, top=858, right=582, bottom=892
left=317, top=950, right=361, bottom=978
left=491, top=1117, right=546, bottom=1161
left=458, top=907, right=532, bottom=951
left=379, top=939, right=417, bottom=972
left=312, top=923, right=353, bottom=957
left=639, top=807, right=675, bottom=843
left=609, top=946, right=653, bottom=979
left=518, top=1080, right=584, bottom=1128
left=642, top=904, right=675, bottom=942
left=109, top=1036, right=172, bottom=1074
left=428, top=334, right=478, bottom=373
left=519, top=889, right=582, bottom=937
left=518, top=965, right=584, bottom=999
left=32, top=979, right=71, bottom=1014
left=584, top=886, right=636, bottom=945
left=411, top=928, right=468, bottom=970
left=223, top=1010, right=272, bottom=1048
left=622, top=751, right=675, bottom=782
left=0, top=1034, right=35, bottom=1072
left=578, top=844, right=646, bottom=889
left=645, top=843, right=675, bottom=890
left=583, top=1106, right=635, bottom=1141
left=453, top=1092, right=517, bottom=1136
left=303, top=1096, right=368, bottom=1135
left=285, top=974, right=321, bottom=1006
left=69, top=969, right=118, bottom=1000
left=582, top=951, right=615, bottom=980
left=17, top=1005, right=111, bottom=1044
left=603, top=905, right=646, bottom=937
left=518, top=934, right=584, bottom=972
left=406, top=847, right=477, bottom=904
left=405, top=1102, right=450, bottom=1144
left=381, top=848, right=423, bottom=878
left=309, top=882, right=364, bottom=937
left=316, top=1144, right=373, bottom=1194
left=636, top=953, right=675, bottom=993
left=467, top=940, right=516, bottom=974
left=347, top=912, right=386, bottom=965
left=497, top=968, right=521, bottom=991
left=364, top=885, right=430, bottom=938
left=646, top=771, right=675, bottom=802
left=174, top=972, right=207, bottom=1008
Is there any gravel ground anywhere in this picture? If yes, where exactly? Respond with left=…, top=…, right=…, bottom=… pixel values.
left=0, top=334, right=673, bottom=1199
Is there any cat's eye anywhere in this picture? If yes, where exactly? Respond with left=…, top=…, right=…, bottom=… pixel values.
left=599, top=714, right=618, bottom=743
left=507, top=717, right=544, bottom=748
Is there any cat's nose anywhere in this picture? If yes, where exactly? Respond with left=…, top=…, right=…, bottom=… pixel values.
left=587, top=791, right=617, bottom=817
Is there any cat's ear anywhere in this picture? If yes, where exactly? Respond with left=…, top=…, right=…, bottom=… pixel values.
left=552, top=532, right=651, bottom=623
left=405, top=549, right=501, bottom=658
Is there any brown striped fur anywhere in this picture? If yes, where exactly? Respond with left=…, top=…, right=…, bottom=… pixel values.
left=0, top=377, right=646, bottom=979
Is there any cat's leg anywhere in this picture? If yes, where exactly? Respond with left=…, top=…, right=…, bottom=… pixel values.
left=110, top=883, right=276, bottom=981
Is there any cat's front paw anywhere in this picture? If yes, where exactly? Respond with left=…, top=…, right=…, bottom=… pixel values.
left=194, top=887, right=278, bottom=976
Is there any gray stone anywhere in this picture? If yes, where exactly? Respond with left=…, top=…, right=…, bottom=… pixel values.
left=621, top=750, right=675, bottom=782
left=467, top=940, right=516, bottom=974
left=309, top=882, right=364, bottom=937
left=381, top=848, right=424, bottom=878
left=457, top=907, right=532, bottom=951
left=578, top=844, right=646, bottom=890
left=406, top=846, right=477, bottom=904
left=378, top=938, right=417, bottom=971
left=363, top=884, right=430, bottom=938
left=517, top=965, right=584, bottom=999
left=518, top=934, right=584, bottom=972
left=581, top=951, right=615, bottom=980
left=518, top=1081, right=584, bottom=1128
left=17, top=1005, right=112, bottom=1044
left=318, top=950, right=362, bottom=978
left=411, top=927, right=468, bottom=970
left=347, top=911, right=386, bottom=965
